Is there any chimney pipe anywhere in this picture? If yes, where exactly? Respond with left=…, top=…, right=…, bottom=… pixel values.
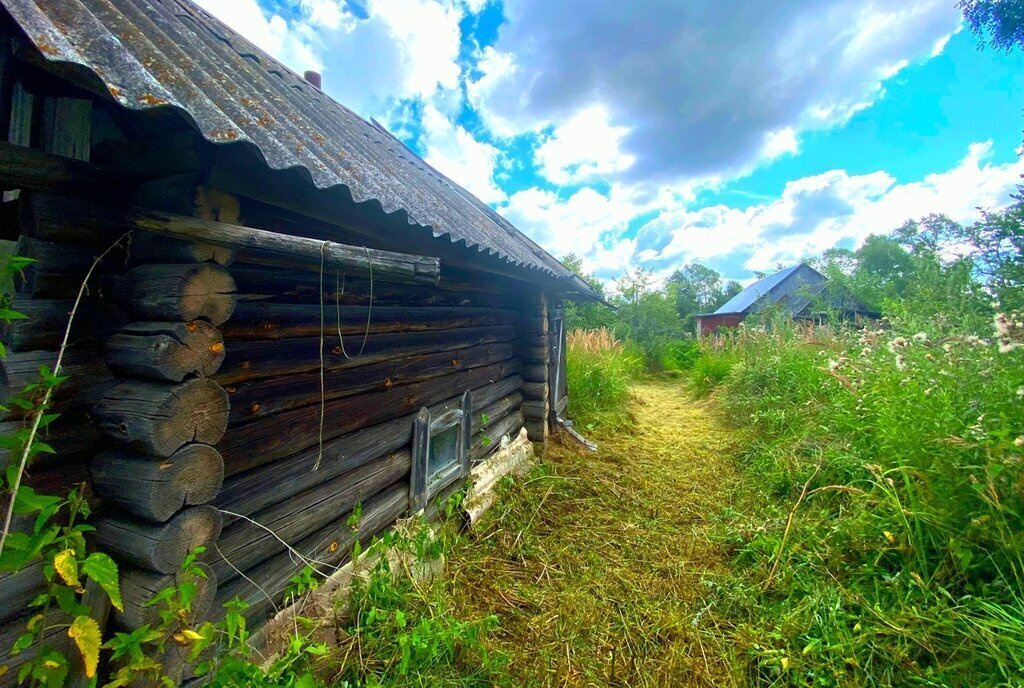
left=304, top=70, right=322, bottom=90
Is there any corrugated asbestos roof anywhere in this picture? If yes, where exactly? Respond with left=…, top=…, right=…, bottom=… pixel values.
left=2, top=0, right=596, bottom=295
left=713, top=263, right=816, bottom=315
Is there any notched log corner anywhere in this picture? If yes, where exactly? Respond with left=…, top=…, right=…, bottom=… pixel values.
left=93, top=378, right=230, bottom=457
left=95, top=504, right=223, bottom=574
left=106, top=320, right=226, bottom=381
left=91, top=443, right=225, bottom=522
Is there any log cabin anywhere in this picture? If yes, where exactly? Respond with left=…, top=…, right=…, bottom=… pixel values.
left=0, top=0, right=599, bottom=681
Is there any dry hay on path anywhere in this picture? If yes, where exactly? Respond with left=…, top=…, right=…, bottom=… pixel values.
left=446, top=379, right=743, bottom=687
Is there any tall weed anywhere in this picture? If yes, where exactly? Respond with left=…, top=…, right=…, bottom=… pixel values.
left=699, top=315, right=1024, bottom=686
left=565, top=328, right=643, bottom=430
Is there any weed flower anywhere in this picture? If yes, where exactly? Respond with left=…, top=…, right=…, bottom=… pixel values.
left=999, top=339, right=1021, bottom=354
left=1015, top=436, right=1024, bottom=447
left=913, top=332, right=928, bottom=342
left=895, top=354, right=907, bottom=370
left=993, top=312, right=1024, bottom=351
left=1017, top=386, right=1024, bottom=397
left=861, top=347, right=872, bottom=357
left=888, top=337, right=909, bottom=353
left=995, top=313, right=1010, bottom=337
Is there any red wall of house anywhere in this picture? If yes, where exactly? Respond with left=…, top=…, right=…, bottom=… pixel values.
left=696, top=313, right=746, bottom=337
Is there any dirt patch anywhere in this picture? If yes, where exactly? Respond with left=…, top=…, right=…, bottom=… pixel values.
left=446, top=379, right=743, bottom=687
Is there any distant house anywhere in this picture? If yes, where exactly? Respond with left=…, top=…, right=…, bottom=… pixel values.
left=695, top=263, right=874, bottom=336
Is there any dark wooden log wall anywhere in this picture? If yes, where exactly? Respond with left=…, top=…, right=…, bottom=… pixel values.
left=519, top=292, right=551, bottom=442
left=3, top=152, right=551, bottom=688
left=0, top=191, right=234, bottom=685
left=0, top=48, right=561, bottom=684
left=2, top=188, right=541, bottom=646
left=204, top=238, right=532, bottom=628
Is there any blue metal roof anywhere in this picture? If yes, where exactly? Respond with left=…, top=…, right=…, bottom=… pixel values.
left=713, top=264, right=804, bottom=314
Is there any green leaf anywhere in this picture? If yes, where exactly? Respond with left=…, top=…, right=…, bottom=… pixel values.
left=9, top=396, right=35, bottom=410
left=13, top=486, right=62, bottom=515
left=0, top=308, right=28, bottom=321
left=8, top=256, right=36, bottom=269
left=69, top=615, right=102, bottom=678
left=52, top=584, right=86, bottom=616
left=294, top=672, right=317, bottom=688
left=37, top=414, right=60, bottom=429
left=82, top=552, right=122, bottom=612
left=34, top=502, right=62, bottom=535
left=11, top=632, right=34, bottom=655
left=28, top=441, right=56, bottom=458
left=32, top=649, right=68, bottom=688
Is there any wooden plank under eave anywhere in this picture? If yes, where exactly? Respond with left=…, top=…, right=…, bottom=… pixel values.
left=127, top=208, right=441, bottom=285
left=0, top=139, right=115, bottom=194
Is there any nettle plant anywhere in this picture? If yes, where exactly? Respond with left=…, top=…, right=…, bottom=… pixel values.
left=0, top=253, right=124, bottom=686
left=0, top=247, right=233, bottom=687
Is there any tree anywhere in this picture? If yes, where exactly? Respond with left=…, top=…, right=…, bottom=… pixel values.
left=666, top=263, right=741, bottom=328
left=963, top=195, right=1024, bottom=310
left=610, top=268, right=684, bottom=361
left=959, top=0, right=1024, bottom=52
left=851, top=234, right=915, bottom=308
left=560, top=253, right=614, bottom=331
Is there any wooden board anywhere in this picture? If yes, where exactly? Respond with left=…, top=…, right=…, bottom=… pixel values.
left=218, top=361, right=520, bottom=475
left=216, top=324, right=515, bottom=384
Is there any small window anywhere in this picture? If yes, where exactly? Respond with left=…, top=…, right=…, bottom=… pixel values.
left=428, top=423, right=460, bottom=485
left=410, top=391, right=472, bottom=512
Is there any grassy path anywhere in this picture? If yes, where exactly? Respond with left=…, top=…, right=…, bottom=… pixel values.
left=446, top=379, right=742, bottom=687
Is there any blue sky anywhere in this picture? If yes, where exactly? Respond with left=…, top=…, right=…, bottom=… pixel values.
left=196, top=0, right=1024, bottom=286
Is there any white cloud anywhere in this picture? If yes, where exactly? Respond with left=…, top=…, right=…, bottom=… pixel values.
left=761, top=127, right=800, bottom=161
left=300, top=0, right=349, bottom=30
left=470, top=0, right=961, bottom=181
left=501, top=186, right=642, bottom=262
left=499, top=181, right=699, bottom=274
left=419, top=105, right=506, bottom=204
left=368, top=0, right=463, bottom=98
left=193, top=0, right=324, bottom=72
left=466, top=47, right=523, bottom=138
left=197, top=0, right=469, bottom=116
left=534, top=105, right=636, bottom=184
left=639, top=142, right=1024, bottom=272
left=498, top=142, right=1022, bottom=285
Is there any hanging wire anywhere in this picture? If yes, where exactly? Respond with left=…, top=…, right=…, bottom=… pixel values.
left=314, top=242, right=375, bottom=471
left=335, top=245, right=374, bottom=358
left=314, top=241, right=328, bottom=470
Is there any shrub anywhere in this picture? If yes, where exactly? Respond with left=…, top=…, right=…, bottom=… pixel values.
left=689, top=350, right=739, bottom=397
left=565, top=328, right=643, bottom=430
left=700, top=316, right=1024, bottom=686
left=657, top=339, right=701, bottom=371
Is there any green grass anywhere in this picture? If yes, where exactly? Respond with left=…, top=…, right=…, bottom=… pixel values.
left=696, top=318, right=1024, bottom=686
left=689, top=349, right=739, bottom=398
left=564, top=328, right=644, bottom=430
left=445, top=380, right=741, bottom=687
